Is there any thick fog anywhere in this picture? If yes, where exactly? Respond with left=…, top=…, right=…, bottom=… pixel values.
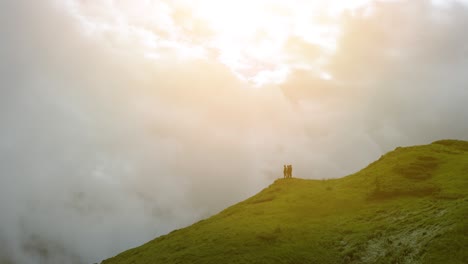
left=1, top=0, right=468, bottom=263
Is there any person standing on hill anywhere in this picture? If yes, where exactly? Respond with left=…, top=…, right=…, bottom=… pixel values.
left=288, top=165, right=293, bottom=178
left=283, top=165, right=287, bottom=179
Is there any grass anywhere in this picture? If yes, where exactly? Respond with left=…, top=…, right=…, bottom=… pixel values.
left=102, top=140, right=468, bottom=264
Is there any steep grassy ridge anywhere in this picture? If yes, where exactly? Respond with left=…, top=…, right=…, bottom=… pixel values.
left=103, top=140, right=468, bottom=264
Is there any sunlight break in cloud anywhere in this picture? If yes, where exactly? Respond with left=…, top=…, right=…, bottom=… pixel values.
left=66, top=0, right=377, bottom=86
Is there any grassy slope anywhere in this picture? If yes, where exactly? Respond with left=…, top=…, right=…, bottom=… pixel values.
left=102, top=140, right=468, bottom=264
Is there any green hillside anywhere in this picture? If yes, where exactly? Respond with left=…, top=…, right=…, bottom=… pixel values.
left=102, top=140, right=468, bottom=264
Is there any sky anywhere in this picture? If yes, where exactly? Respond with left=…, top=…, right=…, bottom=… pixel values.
left=1, top=0, right=468, bottom=263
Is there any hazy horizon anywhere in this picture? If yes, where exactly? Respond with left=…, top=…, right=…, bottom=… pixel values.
left=1, top=0, right=468, bottom=263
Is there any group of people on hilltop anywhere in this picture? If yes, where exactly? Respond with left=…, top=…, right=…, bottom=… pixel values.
left=283, top=165, right=293, bottom=178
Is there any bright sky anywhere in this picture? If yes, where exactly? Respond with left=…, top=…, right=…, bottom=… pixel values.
left=65, top=0, right=382, bottom=86
left=65, top=0, right=466, bottom=86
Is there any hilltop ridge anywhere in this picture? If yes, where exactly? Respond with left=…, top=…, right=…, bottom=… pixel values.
left=103, top=140, right=468, bottom=264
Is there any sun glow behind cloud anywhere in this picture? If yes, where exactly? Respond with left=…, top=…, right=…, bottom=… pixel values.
left=65, top=0, right=377, bottom=86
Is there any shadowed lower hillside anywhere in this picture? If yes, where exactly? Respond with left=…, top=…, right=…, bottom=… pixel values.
left=102, top=140, right=468, bottom=264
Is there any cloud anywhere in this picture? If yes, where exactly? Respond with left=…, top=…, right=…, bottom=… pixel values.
left=281, top=0, right=468, bottom=152
left=1, top=0, right=468, bottom=263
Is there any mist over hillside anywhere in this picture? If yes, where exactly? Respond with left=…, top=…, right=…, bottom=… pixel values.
left=1, top=0, right=468, bottom=263
left=102, top=140, right=468, bottom=264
